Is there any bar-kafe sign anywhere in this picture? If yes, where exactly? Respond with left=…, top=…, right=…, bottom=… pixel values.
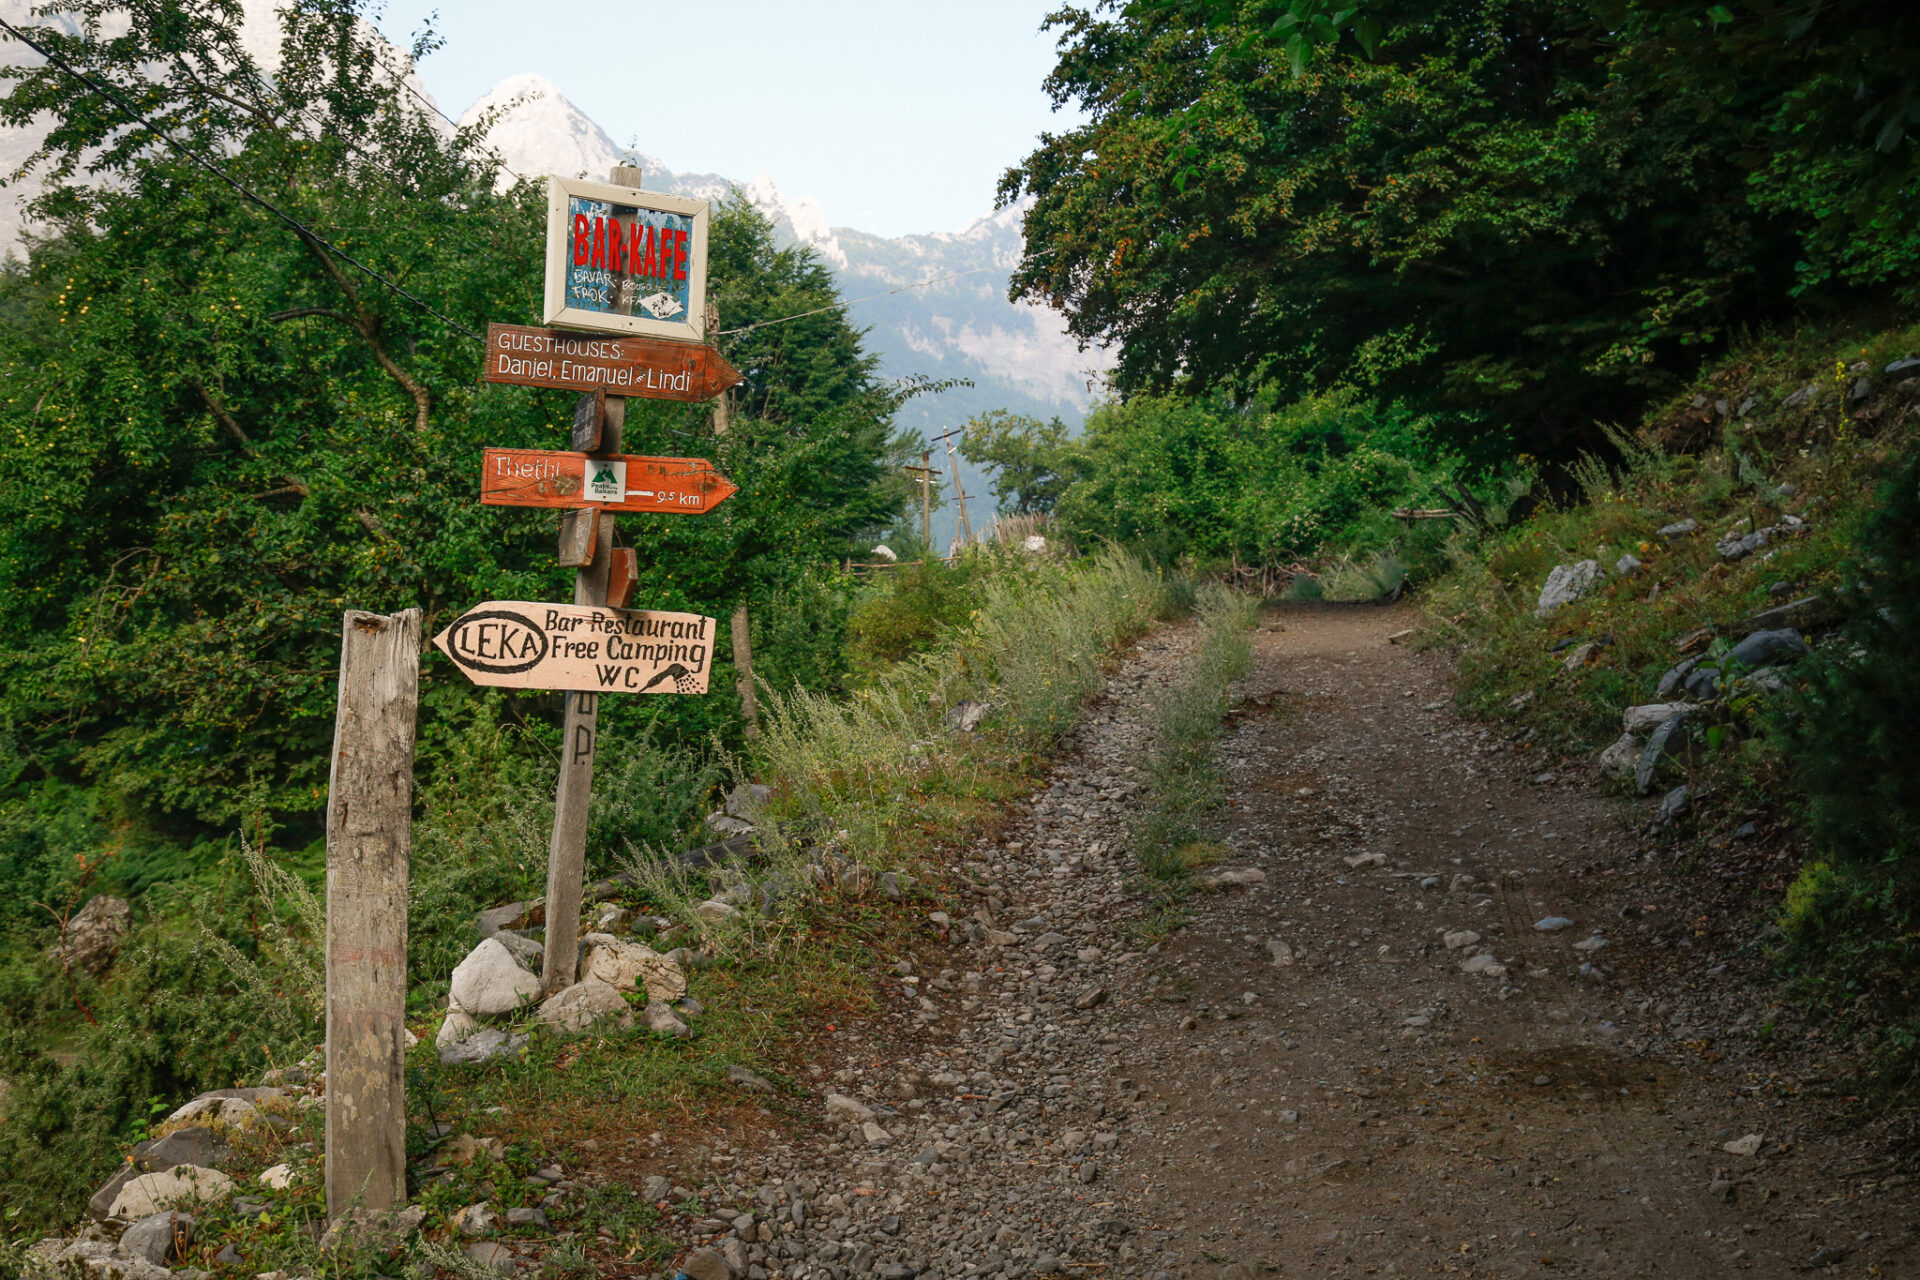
left=543, top=175, right=708, bottom=342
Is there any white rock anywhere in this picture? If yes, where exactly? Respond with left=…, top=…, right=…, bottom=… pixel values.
left=1535, top=560, right=1605, bottom=618
left=1266, top=938, right=1294, bottom=966
left=436, top=1008, right=523, bottom=1066
left=580, top=934, right=687, bottom=1000
left=1598, top=732, right=1641, bottom=782
left=1621, top=702, right=1694, bottom=734
left=1201, top=868, right=1266, bottom=888
left=1443, top=930, right=1481, bottom=950
left=1459, top=953, right=1506, bottom=976
left=695, top=899, right=744, bottom=925
left=824, top=1093, right=875, bottom=1124
left=165, top=1095, right=260, bottom=1127
left=449, top=937, right=540, bottom=1017
left=455, top=1202, right=498, bottom=1237
left=258, top=1164, right=294, bottom=1190
left=57, top=1240, right=172, bottom=1280
left=536, top=979, right=635, bottom=1035
left=1723, top=1133, right=1764, bottom=1157
left=642, top=999, right=692, bottom=1038
left=109, top=1166, right=236, bottom=1218
left=860, top=1120, right=891, bottom=1146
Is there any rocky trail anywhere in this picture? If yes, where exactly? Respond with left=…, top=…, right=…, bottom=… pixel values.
left=638, top=602, right=1919, bottom=1280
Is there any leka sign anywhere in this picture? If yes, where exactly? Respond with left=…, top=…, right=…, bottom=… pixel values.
left=433, top=602, right=716, bottom=694
left=543, top=175, right=708, bottom=342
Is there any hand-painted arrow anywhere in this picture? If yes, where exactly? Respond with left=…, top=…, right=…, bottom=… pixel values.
left=482, top=322, right=742, bottom=403
left=481, top=448, right=738, bottom=515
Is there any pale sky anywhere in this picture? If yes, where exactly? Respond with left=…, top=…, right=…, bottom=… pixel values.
left=372, top=1, right=1083, bottom=239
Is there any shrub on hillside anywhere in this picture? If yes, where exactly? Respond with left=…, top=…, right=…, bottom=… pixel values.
left=1783, top=446, right=1920, bottom=1054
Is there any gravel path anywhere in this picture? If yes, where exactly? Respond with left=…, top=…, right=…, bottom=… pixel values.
left=649, top=604, right=1920, bottom=1280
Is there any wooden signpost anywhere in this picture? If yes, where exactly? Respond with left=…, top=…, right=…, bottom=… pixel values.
left=480, top=448, right=738, bottom=515
left=432, top=602, right=715, bottom=694
left=445, top=162, right=745, bottom=999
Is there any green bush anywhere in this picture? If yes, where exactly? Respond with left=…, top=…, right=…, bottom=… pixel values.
left=1782, top=443, right=1920, bottom=1078
left=846, top=557, right=990, bottom=677
left=1053, top=389, right=1462, bottom=574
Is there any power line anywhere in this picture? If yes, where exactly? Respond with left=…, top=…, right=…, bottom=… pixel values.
left=0, top=18, right=482, bottom=341
left=718, top=265, right=1005, bottom=336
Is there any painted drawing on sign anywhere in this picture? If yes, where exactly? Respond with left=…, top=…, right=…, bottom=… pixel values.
left=433, top=602, right=717, bottom=694
left=544, top=177, right=708, bottom=342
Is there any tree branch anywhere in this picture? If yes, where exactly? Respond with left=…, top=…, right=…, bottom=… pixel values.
left=268, top=306, right=351, bottom=324
left=287, top=228, right=433, bottom=433
left=188, top=379, right=255, bottom=457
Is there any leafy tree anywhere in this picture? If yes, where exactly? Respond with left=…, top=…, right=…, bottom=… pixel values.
left=0, top=0, right=909, bottom=859
left=957, top=409, right=1082, bottom=514
left=999, top=0, right=1910, bottom=454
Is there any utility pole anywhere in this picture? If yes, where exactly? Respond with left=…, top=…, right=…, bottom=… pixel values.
left=936, top=426, right=973, bottom=551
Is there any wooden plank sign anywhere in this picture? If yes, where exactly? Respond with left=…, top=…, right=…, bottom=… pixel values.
left=481, top=448, right=738, bottom=515
left=543, top=176, right=709, bottom=342
left=433, top=602, right=715, bottom=694
left=484, top=324, right=741, bottom=403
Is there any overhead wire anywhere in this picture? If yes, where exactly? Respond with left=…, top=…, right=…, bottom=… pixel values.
left=0, top=17, right=482, bottom=340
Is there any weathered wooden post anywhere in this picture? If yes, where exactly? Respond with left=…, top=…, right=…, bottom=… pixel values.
left=324, top=607, right=421, bottom=1219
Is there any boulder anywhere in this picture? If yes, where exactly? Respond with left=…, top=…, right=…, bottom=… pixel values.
left=724, top=782, right=771, bottom=819
left=695, top=899, right=743, bottom=926
left=1683, top=665, right=1723, bottom=701
left=449, top=937, right=541, bottom=1017
left=257, top=1164, right=294, bottom=1191
left=1717, top=527, right=1779, bottom=561
left=683, top=1246, right=739, bottom=1280
left=131, top=1126, right=230, bottom=1174
left=592, top=902, right=634, bottom=933
left=1635, top=710, right=1692, bottom=795
left=108, top=1166, right=236, bottom=1219
left=118, top=1213, right=193, bottom=1266
left=51, top=895, right=131, bottom=978
left=1598, top=732, right=1641, bottom=783
left=1657, top=518, right=1698, bottom=538
left=317, top=1205, right=426, bottom=1253
left=1726, top=627, right=1810, bottom=671
left=489, top=928, right=544, bottom=966
left=1658, top=785, right=1690, bottom=826
left=705, top=812, right=756, bottom=836
left=535, top=979, right=634, bottom=1036
left=164, top=1091, right=276, bottom=1128
left=1535, top=560, right=1605, bottom=618
left=580, top=935, right=687, bottom=1000
left=52, top=1240, right=172, bottom=1280
left=943, top=700, right=991, bottom=733
left=462, top=1242, right=517, bottom=1273
left=436, top=1008, right=524, bottom=1066
left=454, top=1202, right=498, bottom=1238
left=1621, top=702, right=1693, bottom=735
left=642, top=1000, right=692, bottom=1038
left=1656, top=657, right=1700, bottom=699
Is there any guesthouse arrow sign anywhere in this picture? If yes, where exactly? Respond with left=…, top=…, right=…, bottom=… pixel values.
left=482, top=323, right=740, bottom=402
left=481, top=448, right=738, bottom=515
left=433, top=602, right=716, bottom=694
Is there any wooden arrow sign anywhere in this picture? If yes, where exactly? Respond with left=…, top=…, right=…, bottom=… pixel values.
left=482, top=323, right=741, bottom=402
left=481, top=449, right=738, bottom=515
left=433, top=602, right=715, bottom=694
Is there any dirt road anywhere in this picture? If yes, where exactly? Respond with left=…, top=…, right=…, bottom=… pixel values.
left=1109, top=602, right=1915, bottom=1278
left=647, top=602, right=1917, bottom=1280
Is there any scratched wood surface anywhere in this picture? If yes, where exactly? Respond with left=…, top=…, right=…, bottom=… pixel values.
left=324, top=608, right=420, bottom=1218
left=482, top=323, right=739, bottom=402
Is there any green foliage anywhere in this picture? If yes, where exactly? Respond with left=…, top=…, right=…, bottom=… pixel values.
left=1779, top=442, right=1920, bottom=1057
left=1133, top=585, right=1258, bottom=881
left=0, top=2, right=910, bottom=882
left=1000, top=0, right=1912, bottom=451
left=846, top=556, right=989, bottom=676
left=956, top=410, right=1082, bottom=514
left=1053, top=389, right=1459, bottom=571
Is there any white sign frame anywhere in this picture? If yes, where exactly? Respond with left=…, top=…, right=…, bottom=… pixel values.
left=542, top=176, right=709, bottom=342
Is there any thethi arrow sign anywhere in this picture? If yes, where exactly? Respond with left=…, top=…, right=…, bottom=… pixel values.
left=482, top=448, right=738, bottom=515
left=483, top=323, right=740, bottom=402
left=433, top=602, right=715, bottom=694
